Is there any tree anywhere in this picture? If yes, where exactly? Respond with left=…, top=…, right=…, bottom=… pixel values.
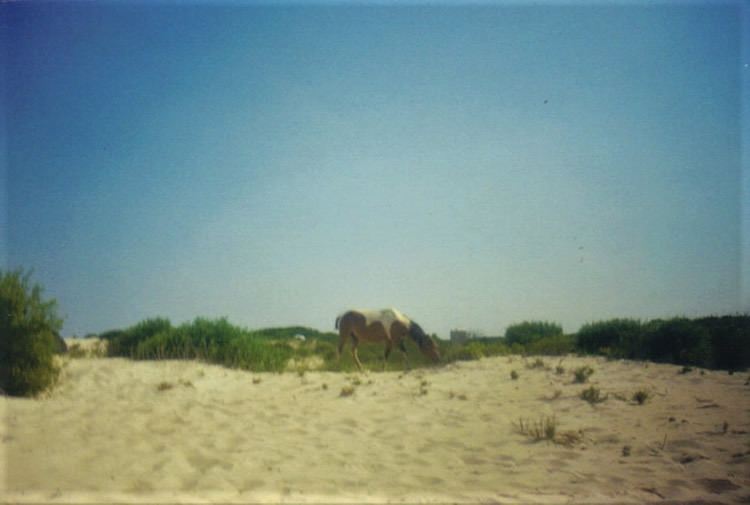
left=0, top=267, right=64, bottom=396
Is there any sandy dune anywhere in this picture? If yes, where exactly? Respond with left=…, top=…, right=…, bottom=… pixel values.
left=2, top=343, right=748, bottom=503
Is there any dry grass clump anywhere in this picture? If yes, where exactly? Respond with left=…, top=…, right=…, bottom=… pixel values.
left=156, top=381, right=173, bottom=392
left=515, top=416, right=557, bottom=442
left=632, top=389, right=650, bottom=405
left=527, top=358, right=548, bottom=370
left=510, top=370, right=519, bottom=380
left=418, top=379, right=429, bottom=396
left=339, top=385, right=356, bottom=397
left=573, top=366, right=595, bottom=383
left=580, top=385, right=607, bottom=404
left=514, top=416, right=583, bottom=447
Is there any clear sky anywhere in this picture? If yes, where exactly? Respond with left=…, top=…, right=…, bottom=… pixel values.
left=2, top=1, right=747, bottom=339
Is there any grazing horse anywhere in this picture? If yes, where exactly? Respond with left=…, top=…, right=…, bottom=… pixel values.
left=335, top=308, right=440, bottom=372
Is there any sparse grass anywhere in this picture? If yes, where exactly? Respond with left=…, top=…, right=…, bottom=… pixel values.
left=632, top=389, right=650, bottom=405
left=339, top=385, right=356, bottom=397
left=514, top=415, right=583, bottom=446
left=449, top=391, right=468, bottom=400
left=573, top=366, right=595, bottom=383
left=515, top=415, right=557, bottom=442
left=156, top=381, right=173, bottom=392
left=527, top=357, right=547, bottom=369
left=555, top=364, right=565, bottom=375
left=580, top=385, right=607, bottom=404
left=418, top=379, right=429, bottom=396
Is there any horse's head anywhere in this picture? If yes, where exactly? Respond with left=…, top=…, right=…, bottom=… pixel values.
left=410, top=322, right=440, bottom=362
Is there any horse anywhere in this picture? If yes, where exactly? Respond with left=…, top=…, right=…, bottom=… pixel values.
left=335, top=308, right=440, bottom=372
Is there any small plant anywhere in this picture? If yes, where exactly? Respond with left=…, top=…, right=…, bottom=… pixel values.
left=555, top=364, right=565, bottom=375
left=156, top=381, right=173, bottom=392
left=528, top=358, right=546, bottom=369
left=678, top=366, right=693, bottom=374
left=573, top=366, right=594, bottom=383
left=552, top=389, right=562, bottom=400
left=580, top=386, right=607, bottom=404
left=418, top=380, right=429, bottom=396
left=622, top=445, right=632, bottom=457
left=722, top=421, right=729, bottom=434
left=321, top=383, right=328, bottom=390
left=515, top=416, right=557, bottom=442
left=252, top=377, right=262, bottom=384
left=510, top=370, right=519, bottom=380
left=632, top=389, right=650, bottom=405
left=339, top=385, right=356, bottom=397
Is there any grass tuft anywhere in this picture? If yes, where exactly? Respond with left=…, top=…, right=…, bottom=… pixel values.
left=339, top=385, right=356, bottom=397
left=573, top=366, right=595, bottom=383
left=580, top=385, right=607, bottom=404
left=632, top=389, right=650, bottom=405
left=156, top=381, right=173, bottom=392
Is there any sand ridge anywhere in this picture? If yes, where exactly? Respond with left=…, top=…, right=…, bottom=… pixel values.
left=1, top=348, right=748, bottom=503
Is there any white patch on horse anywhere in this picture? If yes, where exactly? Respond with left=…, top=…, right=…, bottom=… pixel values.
left=361, top=308, right=410, bottom=339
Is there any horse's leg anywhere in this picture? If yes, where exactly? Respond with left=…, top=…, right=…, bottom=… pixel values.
left=383, top=342, right=393, bottom=371
left=337, top=331, right=349, bottom=370
left=398, top=339, right=411, bottom=371
left=351, top=335, right=364, bottom=372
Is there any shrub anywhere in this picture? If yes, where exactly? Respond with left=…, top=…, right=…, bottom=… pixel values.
left=632, top=389, right=650, bottom=405
left=525, top=334, right=577, bottom=356
left=644, top=318, right=712, bottom=367
left=572, top=366, right=594, bottom=383
left=107, top=317, right=172, bottom=357
left=580, top=386, right=607, bottom=404
left=0, top=268, right=63, bottom=396
left=576, top=318, right=642, bottom=357
left=505, top=321, right=563, bottom=346
left=454, top=341, right=486, bottom=361
left=695, top=315, right=750, bottom=371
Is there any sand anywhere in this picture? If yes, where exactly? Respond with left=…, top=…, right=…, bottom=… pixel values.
left=1, top=341, right=748, bottom=504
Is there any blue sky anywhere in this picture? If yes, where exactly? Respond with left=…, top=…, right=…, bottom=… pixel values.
left=2, top=1, right=747, bottom=338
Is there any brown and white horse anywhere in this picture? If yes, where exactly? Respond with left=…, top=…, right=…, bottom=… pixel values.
left=335, top=308, right=440, bottom=372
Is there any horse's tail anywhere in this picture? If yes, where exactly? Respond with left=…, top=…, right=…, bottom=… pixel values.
left=335, top=315, right=341, bottom=330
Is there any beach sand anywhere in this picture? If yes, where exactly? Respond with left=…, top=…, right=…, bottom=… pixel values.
left=2, top=341, right=748, bottom=503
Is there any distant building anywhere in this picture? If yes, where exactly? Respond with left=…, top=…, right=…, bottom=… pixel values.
left=450, top=329, right=469, bottom=345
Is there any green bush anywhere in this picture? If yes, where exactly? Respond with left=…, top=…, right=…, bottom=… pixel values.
left=525, top=334, right=577, bottom=356
left=107, top=317, right=172, bottom=357
left=505, top=321, right=563, bottom=346
left=576, top=319, right=642, bottom=357
left=696, top=315, right=750, bottom=371
left=0, top=268, right=63, bottom=396
left=644, top=318, right=712, bottom=367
